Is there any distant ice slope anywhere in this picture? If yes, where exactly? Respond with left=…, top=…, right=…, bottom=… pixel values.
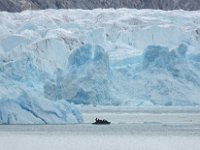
left=0, top=9, right=200, bottom=124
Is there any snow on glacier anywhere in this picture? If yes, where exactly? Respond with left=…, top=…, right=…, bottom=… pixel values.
left=1, top=9, right=200, bottom=123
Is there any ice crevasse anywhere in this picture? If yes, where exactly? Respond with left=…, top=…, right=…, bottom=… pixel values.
left=1, top=9, right=200, bottom=123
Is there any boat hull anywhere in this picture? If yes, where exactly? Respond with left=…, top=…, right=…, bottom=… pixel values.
left=92, top=122, right=111, bottom=125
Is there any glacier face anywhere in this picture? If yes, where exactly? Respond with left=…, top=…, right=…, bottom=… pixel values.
left=112, top=44, right=200, bottom=106
left=0, top=9, right=200, bottom=123
left=62, top=44, right=111, bottom=105
left=0, top=76, right=83, bottom=124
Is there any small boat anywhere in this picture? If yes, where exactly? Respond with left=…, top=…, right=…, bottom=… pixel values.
left=92, top=118, right=111, bottom=125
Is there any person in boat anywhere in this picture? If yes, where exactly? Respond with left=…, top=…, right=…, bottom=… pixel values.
left=95, top=118, right=106, bottom=123
left=95, top=118, right=100, bottom=122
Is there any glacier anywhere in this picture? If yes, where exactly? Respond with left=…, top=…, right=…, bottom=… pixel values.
left=0, top=9, right=200, bottom=123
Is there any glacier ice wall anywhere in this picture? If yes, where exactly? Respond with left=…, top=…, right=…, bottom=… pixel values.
left=0, top=77, right=83, bottom=124
left=112, top=44, right=200, bottom=106
left=0, top=9, right=200, bottom=123
left=62, top=44, right=111, bottom=105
